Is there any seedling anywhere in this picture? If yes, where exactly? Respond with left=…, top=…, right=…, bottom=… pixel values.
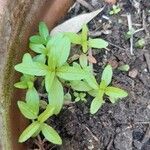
left=18, top=102, right=62, bottom=145
left=15, top=33, right=85, bottom=114
left=14, top=22, right=128, bottom=146
left=125, top=28, right=135, bottom=39
left=73, top=92, right=87, bottom=102
left=70, top=65, right=128, bottom=114
left=135, top=38, right=145, bottom=48
left=64, top=24, right=108, bottom=53
left=89, top=65, right=128, bottom=114
left=109, top=5, right=121, bottom=15
left=118, top=64, right=130, bottom=72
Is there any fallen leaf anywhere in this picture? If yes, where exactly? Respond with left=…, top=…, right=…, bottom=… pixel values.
left=50, top=7, right=104, bottom=36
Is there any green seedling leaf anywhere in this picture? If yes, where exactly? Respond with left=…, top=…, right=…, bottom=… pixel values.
left=48, top=77, right=64, bottom=115
left=105, top=86, right=128, bottom=99
left=45, top=72, right=55, bottom=93
left=29, top=35, right=45, bottom=44
left=15, top=53, right=49, bottom=76
left=118, top=64, right=130, bottom=72
left=64, top=92, right=72, bottom=102
left=79, top=54, right=88, bottom=68
left=88, top=38, right=108, bottom=49
left=99, top=80, right=107, bottom=90
left=39, top=22, right=49, bottom=41
left=42, top=123, right=62, bottom=145
left=33, top=54, right=46, bottom=64
left=64, top=32, right=81, bottom=44
left=74, top=92, right=86, bottom=102
left=38, top=105, right=55, bottom=123
left=135, top=38, right=145, bottom=48
left=26, top=87, right=39, bottom=114
left=29, top=43, right=46, bottom=54
left=90, top=95, right=104, bottom=114
left=101, top=65, right=113, bottom=86
left=70, top=80, right=92, bottom=91
left=56, top=65, right=85, bottom=81
left=82, top=24, right=88, bottom=42
left=19, top=121, right=40, bottom=143
left=14, top=81, right=28, bottom=89
left=17, top=101, right=38, bottom=119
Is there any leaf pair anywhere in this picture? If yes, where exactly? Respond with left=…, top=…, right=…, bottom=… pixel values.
left=89, top=65, right=128, bottom=114
left=65, top=24, right=108, bottom=53
left=18, top=104, right=62, bottom=145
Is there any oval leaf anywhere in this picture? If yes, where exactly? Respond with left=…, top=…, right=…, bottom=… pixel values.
left=48, top=77, right=64, bottom=115
left=39, top=22, right=49, bottom=41
left=101, top=65, right=113, bottom=86
left=90, top=96, right=104, bottom=114
left=19, top=121, right=40, bottom=143
left=105, top=86, right=128, bottom=99
left=18, top=101, right=38, bottom=119
left=42, top=123, right=62, bottom=145
left=88, top=38, right=108, bottom=49
left=56, top=65, right=85, bottom=81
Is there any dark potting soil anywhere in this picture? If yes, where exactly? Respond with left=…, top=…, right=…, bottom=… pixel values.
left=27, top=0, right=150, bottom=150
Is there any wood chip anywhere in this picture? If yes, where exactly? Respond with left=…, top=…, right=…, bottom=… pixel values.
left=128, top=69, right=138, bottom=78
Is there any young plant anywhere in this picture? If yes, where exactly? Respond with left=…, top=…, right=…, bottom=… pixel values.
left=109, top=5, right=121, bottom=15
left=15, top=33, right=85, bottom=115
left=29, top=22, right=51, bottom=64
left=89, top=65, right=128, bottom=114
left=64, top=24, right=108, bottom=53
left=18, top=102, right=62, bottom=145
left=70, top=65, right=128, bottom=114
left=73, top=92, right=87, bottom=102
left=135, top=38, right=145, bottom=48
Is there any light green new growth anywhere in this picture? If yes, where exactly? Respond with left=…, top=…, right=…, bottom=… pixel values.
left=14, top=22, right=128, bottom=145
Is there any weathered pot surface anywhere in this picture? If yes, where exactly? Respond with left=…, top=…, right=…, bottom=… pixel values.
left=0, top=0, right=73, bottom=149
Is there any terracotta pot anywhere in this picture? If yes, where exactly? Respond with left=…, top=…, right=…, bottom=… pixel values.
left=0, top=0, right=73, bottom=149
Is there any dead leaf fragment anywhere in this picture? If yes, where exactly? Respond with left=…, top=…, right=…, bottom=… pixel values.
left=88, top=55, right=97, bottom=64
left=105, top=0, right=116, bottom=4
left=50, top=8, right=104, bottom=36
left=128, top=69, right=138, bottom=78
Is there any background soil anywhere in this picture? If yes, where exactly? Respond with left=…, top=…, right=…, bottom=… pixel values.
left=28, top=0, right=150, bottom=149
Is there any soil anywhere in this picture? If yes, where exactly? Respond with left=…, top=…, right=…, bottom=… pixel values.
left=28, top=0, right=150, bottom=150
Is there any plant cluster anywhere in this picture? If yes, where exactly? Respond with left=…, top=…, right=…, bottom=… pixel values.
left=15, top=22, right=128, bottom=145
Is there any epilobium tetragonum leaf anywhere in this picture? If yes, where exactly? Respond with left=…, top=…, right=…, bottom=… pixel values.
left=89, top=65, right=128, bottom=114
left=29, top=35, right=46, bottom=44
left=48, top=78, right=64, bottom=115
left=39, top=22, right=49, bottom=41
left=65, top=24, right=108, bottom=53
left=25, top=87, right=39, bottom=114
left=14, top=74, right=34, bottom=89
left=41, top=123, right=62, bottom=145
left=101, top=65, right=112, bottom=86
left=15, top=53, right=49, bottom=76
left=19, top=121, right=40, bottom=143
left=18, top=101, right=38, bottom=119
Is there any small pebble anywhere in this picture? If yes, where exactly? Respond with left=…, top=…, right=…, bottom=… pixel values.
left=128, top=69, right=138, bottom=78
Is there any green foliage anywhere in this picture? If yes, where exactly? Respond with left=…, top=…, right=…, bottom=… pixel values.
left=135, top=38, right=145, bottom=48
left=64, top=24, right=108, bottom=53
left=118, top=64, right=130, bottom=72
left=14, top=22, right=128, bottom=146
left=125, top=28, right=135, bottom=39
left=18, top=104, right=62, bottom=145
left=73, top=92, right=86, bottom=102
left=89, top=65, right=128, bottom=114
left=109, top=5, right=121, bottom=15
